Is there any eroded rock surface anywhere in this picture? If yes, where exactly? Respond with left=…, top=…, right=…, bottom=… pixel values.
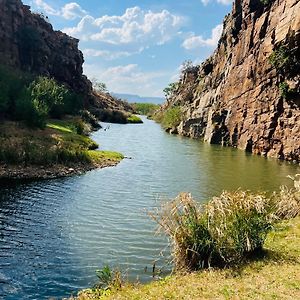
left=164, top=0, right=300, bottom=162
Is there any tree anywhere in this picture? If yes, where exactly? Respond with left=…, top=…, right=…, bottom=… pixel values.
left=163, top=82, right=179, bottom=100
left=91, top=78, right=108, bottom=93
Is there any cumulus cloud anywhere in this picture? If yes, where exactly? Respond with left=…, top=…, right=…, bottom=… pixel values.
left=33, top=0, right=87, bottom=20
left=82, top=48, right=144, bottom=60
left=63, top=7, right=184, bottom=46
left=34, top=0, right=59, bottom=16
left=201, top=0, right=232, bottom=5
left=182, top=24, right=223, bottom=50
left=61, top=3, right=87, bottom=20
left=84, top=63, right=168, bottom=96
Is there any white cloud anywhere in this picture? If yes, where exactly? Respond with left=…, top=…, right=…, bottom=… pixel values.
left=84, top=63, right=168, bottom=97
left=201, top=0, right=232, bottom=5
left=34, top=0, right=59, bottom=16
left=33, top=0, right=87, bottom=20
left=82, top=48, right=143, bottom=60
left=63, top=7, right=184, bottom=47
left=61, top=3, right=87, bottom=20
left=182, top=24, right=223, bottom=50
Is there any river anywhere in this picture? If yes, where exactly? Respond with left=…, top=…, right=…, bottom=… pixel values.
left=0, top=116, right=299, bottom=299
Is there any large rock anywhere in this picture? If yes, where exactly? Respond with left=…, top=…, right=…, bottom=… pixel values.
left=0, top=0, right=92, bottom=97
left=164, top=0, right=300, bottom=162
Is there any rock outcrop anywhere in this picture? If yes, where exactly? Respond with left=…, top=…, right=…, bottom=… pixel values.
left=163, top=0, right=300, bottom=162
left=0, top=0, right=128, bottom=114
left=0, top=0, right=92, bottom=97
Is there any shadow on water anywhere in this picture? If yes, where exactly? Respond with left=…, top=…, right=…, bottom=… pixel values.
left=0, top=116, right=299, bottom=299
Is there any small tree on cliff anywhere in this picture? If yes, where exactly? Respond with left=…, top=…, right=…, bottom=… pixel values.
left=163, top=82, right=179, bottom=100
left=91, top=78, right=108, bottom=93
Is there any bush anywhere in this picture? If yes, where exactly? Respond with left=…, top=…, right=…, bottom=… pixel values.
left=80, top=110, right=101, bottom=129
left=260, top=0, right=273, bottom=5
left=0, top=65, right=33, bottom=117
left=269, top=46, right=291, bottom=71
left=161, top=106, right=182, bottom=130
left=151, top=185, right=300, bottom=271
left=127, top=115, right=143, bottom=124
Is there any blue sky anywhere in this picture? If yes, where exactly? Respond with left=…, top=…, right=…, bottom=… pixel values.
left=25, top=0, right=232, bottom=97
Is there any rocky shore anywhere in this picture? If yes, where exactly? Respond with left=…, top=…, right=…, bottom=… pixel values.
left=0, top=159, right=121, bottom=181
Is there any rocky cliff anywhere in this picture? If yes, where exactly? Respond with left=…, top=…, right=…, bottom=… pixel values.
left=0, top=0, right=93, bottom=97
left=164, top=0, right=300, bottom=162
left=0, top=0, right=127, bottom=113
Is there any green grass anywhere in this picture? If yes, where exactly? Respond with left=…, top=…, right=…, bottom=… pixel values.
left=127, top=115, right=143, bottom=124
left=0, top=119, right=123, bottom=167
left=47, top=123, right=73, bottom=133
left=86, top=150, right=124, bottom=163
left=75, top=217, right=300, bottom=300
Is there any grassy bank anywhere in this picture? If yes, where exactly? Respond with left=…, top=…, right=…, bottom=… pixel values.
left=75, top=185, right=300, bottom=300
left=75, top=216, right=300, bottom=299
left=0, top=118, right=123, bottom=179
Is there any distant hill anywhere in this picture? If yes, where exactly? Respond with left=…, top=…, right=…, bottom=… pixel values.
left=112, top=93, right=164, bottom=104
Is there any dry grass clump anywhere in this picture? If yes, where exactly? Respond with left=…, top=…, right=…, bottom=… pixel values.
left=151, top=179, right=300, bottom=271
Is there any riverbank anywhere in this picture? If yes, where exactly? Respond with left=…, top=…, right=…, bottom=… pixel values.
left=75, top=216, right=300, bottom=299
left=0, top=119, right=124, bottom=181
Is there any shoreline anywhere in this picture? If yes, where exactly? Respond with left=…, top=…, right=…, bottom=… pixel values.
left=0, top=159, right=121, bottom=182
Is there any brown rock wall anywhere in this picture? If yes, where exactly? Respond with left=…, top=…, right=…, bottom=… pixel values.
left=167, top=0, right=300, bottom=162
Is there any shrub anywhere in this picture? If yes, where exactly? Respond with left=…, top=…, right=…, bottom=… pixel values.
left=127, top=115, right=143, bottom=124
left=0, top=65, right=33, bottom=117
left=161, top=106, right=182, bottom=129
left=80, top=110, right=101, bottom=129
left=269, top=46, right=291, bottom=71
left=151, top=186, right=300, bottom=271
left=260, top=0, right=273, bottom=5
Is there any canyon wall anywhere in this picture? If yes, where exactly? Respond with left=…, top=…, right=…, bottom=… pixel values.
left=0, top=0, right=92, bottom=97
left=165, top=0, right=300, bottom=162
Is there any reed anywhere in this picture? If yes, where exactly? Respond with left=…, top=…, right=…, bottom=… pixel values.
left=151, top=183, right=300, bottom=271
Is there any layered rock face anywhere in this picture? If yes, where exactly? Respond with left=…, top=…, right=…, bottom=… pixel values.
left=166, top=0, right=300, bottom=162
left=0, top=0, right=92, bottom=97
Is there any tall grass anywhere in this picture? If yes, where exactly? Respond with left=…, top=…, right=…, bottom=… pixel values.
left=150, top=182, right=300, bottom=271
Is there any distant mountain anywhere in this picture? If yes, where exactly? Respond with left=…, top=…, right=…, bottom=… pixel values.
left=112, top=93, right=164, bottom=104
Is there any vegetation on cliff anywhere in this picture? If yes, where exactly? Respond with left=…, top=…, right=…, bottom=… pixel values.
left=131, top=103, right=160, bottom=117
left=153, top=106, right=182, bottom=132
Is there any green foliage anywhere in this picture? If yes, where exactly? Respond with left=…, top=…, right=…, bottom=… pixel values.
left=163, top=82, right=179, bottom=99
left=161, top=106, right=182, bottom=129
left=131, top=103, right=160, bottom=116
left=80, top=110, right=101, bottom=129
left=279, top=82, right=290, bottom=99
left=0, top=65, right=33, bottom=118
left=269, top=46, right=291, bottom=71
left=91, top=78, right=108, bottom=93
left=0, top=64, right=84, bottom=127
left=127, top=115, right=143, bottom=124
left=95, top=265, right=123, bottom=294
left=278, top=82, right=298, bottom=99
left=14, top=77, right=68, bottom=128
left=151, top=186, right=300, bottom=271
left=260, top=0, right=273, bottom=5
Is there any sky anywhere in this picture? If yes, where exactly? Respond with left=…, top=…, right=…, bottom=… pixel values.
left=24, top=0, right=233, bottom=97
